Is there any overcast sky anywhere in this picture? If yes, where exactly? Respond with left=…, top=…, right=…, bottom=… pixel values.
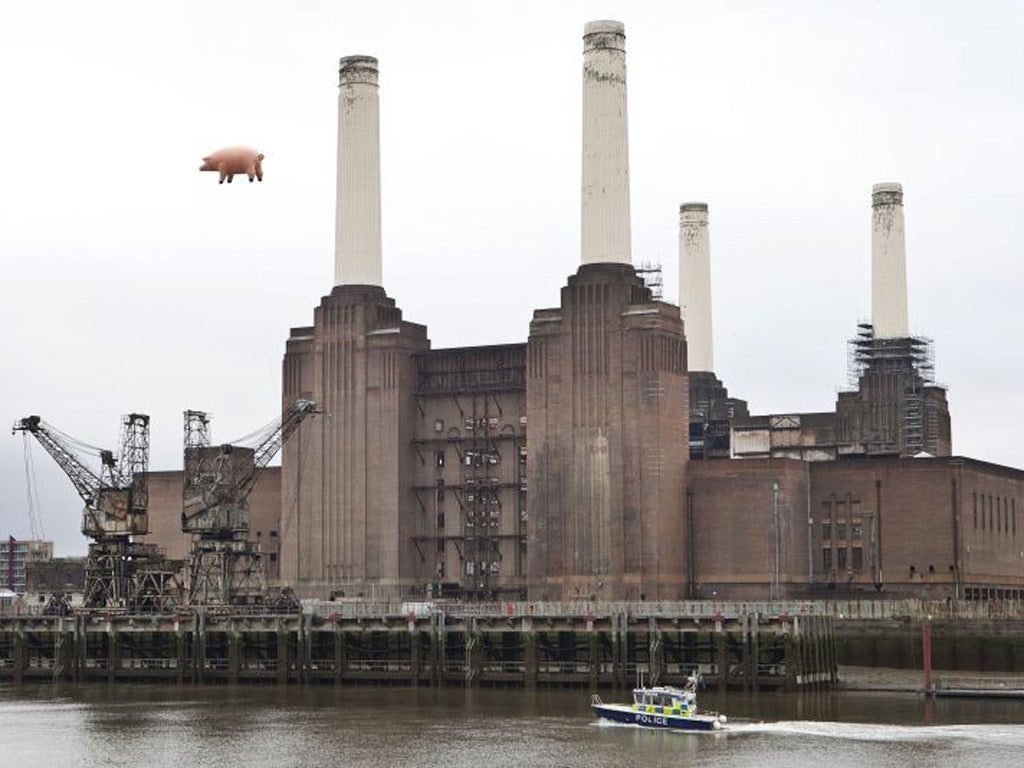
left=2, top=1, right=1022, bottom=556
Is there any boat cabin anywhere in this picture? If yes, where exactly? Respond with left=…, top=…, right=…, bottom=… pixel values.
left=631, top=686, right=695, bottom=716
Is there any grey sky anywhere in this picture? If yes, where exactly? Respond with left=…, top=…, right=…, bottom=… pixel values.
left=2, top=1, right=1021, bottom=556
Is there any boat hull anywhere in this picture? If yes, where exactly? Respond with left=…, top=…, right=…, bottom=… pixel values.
left=592, top=703, right=721, bottom=731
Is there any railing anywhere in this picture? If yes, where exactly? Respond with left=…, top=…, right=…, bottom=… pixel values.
left=4, top=597, right=1024, bottom=624
left=344, top=660, right=412, bottom=673
left=306, top=598, right=1024, bottom=622
left=240, top=660, right=278, bottom=671
left=122, top=658, right=179, bottom=670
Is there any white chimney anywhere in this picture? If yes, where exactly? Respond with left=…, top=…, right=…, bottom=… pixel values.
left=581, top=20, right=631, bottom=265
left=335, top=55, right=383, bottom=287
left=871, top=182, right=909, bottom=338
left=679, top=203, right=713, bottom=372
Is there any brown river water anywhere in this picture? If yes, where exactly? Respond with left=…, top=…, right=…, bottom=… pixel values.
left=2, top=682, right=1023, bottom=767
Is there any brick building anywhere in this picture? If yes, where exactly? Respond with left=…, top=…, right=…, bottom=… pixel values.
left=133, top=22, right=1022, bottom=606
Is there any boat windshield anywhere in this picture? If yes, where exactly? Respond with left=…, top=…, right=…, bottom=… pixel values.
left=634, top=690, right=679, bottom=708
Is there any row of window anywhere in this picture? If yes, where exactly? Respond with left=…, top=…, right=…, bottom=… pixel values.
left=822, top=522, right=862, bottom=542
left=822, top=547, right=863, bottom=571
left=972, top=492, right=1016, bottom=536
left=965, top=587, right=1023, bottom=601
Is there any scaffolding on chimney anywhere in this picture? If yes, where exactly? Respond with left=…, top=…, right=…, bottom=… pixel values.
left=844, top=323, right=937, bottom=456
left=847, top=323, right=935, bottom=386
left=635, top=260, right=663, bottom=301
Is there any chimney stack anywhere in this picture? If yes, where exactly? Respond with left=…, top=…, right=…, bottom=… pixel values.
left=335, top=55, right=383, bottom=287
left=679, top=202, right=713, bottom=372
left=871, top=182, right=909, bottom=338
left=581, top=21, right=631, bottom=265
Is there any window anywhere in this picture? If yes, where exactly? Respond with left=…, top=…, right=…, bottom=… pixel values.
left=434, top=419, right=444, bottom=433
left=822, top=523, right=831, bottom=541
left=973, top=492, right=978, bottom=529
left=837, top=524, right=847, bottom=541
left=435, top=450, right=445, bottom=468
left=270, top=530, right=277, bottom=538
left=837, top=548, right=847, bottom=569
left=269, top=553, right=277, bottom=562
left=823, top=549, right=832, bottom=570
left=851, top=523, right=862, bottom=541
left=989, top=495, right=994, bottom=531
left=852, top=548, right=863, bottom=570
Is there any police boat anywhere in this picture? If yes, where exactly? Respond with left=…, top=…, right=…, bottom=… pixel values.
left=590, top=672, right=727, bottom=732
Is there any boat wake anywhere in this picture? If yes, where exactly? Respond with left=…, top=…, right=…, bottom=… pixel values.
left=723, top=720, right=1024, bottom=746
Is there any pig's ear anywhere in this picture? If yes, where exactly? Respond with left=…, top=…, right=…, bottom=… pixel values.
left=258, top=154, right=265, bottom=160
left=202, top=156, right=210, bottom=162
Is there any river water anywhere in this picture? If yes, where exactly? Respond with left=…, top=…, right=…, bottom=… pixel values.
left=2, top=683, right=1022, bottom=767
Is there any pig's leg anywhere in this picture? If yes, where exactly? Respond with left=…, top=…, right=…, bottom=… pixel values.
left=246, top=163, right=255, bottom=182
left=218, top=162, right=228, bottom=184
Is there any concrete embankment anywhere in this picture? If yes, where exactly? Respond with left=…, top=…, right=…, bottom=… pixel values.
left=834, top=619, right=1024, bottom=673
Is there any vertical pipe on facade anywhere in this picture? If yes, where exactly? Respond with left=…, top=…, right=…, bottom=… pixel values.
left=335, top=56, right=383, bottom=287
left=679, top=203, right=713, bottom=372
left=581, top=21, right=631, bottom=265
left=871, top=183, right=909, bottom=338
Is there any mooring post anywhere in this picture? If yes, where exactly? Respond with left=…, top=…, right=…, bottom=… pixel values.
left=588, top=625, right=599, bottom=690
left=107, top=619, right=117, bottom=683
left=175, top=618, right=186, bottom=684
left=334, top=624, right=344, bottom=685
left=12, top=622, right=25, bottom=685
left=922, top=618, right=933, bottom=693
left=277, top=620, right=288, bottom=686
left=523, top=618, right=538, bottom=689
left=195, top=612, right=205, bottom=684
left=409, top=619, right=420, bottom=686
left=649, top=617, right=664, bottom=687
left=228, top=622, right=240, bottom=685
left=714, top=628, right=727, bottom=692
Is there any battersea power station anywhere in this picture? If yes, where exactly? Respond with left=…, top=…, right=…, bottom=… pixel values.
left=146, top=21, right=1023, bottom=605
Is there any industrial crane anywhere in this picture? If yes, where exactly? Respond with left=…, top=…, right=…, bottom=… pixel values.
left=181, top=398, right=316, bottom=605
left=12, top=413, right=176, bottom=609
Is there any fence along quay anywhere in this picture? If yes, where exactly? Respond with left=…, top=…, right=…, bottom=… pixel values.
left=22, top=598, right=1006, bottom=689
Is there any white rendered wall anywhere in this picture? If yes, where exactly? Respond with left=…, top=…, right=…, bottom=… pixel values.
left=679, top=203, right=713, bottom=372
left=871, top=182, right=909, bottom=338
left=581, top=20, right=632, bottom=265
left=335, top=55, right=383, bottom=287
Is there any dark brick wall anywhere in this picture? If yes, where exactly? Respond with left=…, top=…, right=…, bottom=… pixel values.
left=280, top=285, right=428, bottom=598
left=526, top=263, right=688, bottom=601
left=688, top=459, right=811, bottom=599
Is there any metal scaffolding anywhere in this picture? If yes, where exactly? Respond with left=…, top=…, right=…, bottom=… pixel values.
left=844, top=323, right=939, bottom=457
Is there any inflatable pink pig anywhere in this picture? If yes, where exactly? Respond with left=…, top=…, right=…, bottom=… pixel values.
left=199, top=146, right=265, bottom=183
